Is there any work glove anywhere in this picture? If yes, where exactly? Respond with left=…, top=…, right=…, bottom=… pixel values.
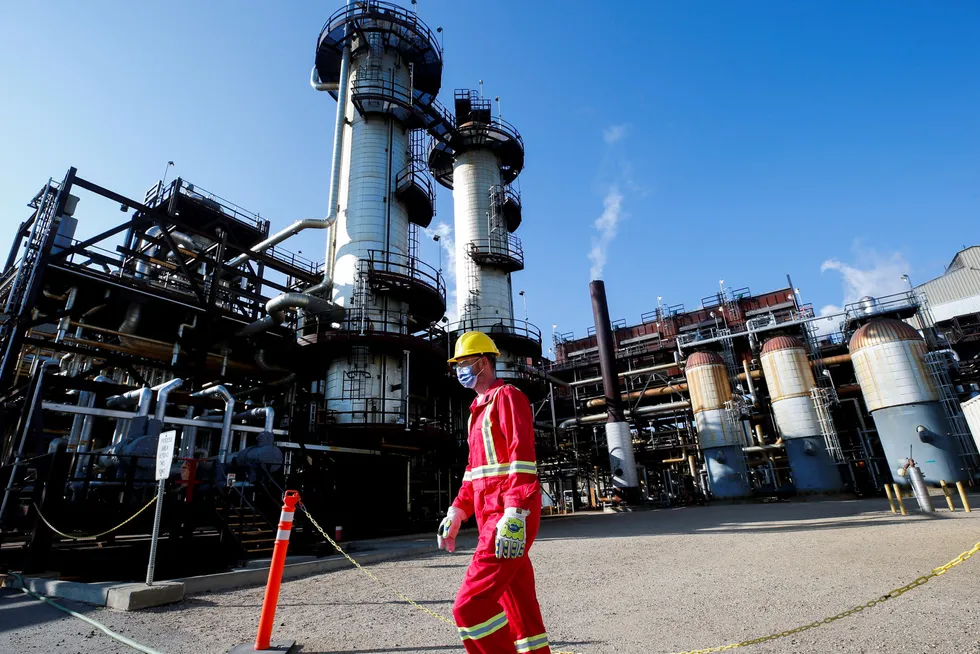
left=494, top=507, right=530, bottom=559
left=437, top=506, right=466, bottom=553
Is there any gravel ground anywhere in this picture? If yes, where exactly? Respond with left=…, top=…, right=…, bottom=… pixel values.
left=3, top=497, right=979, bottom=654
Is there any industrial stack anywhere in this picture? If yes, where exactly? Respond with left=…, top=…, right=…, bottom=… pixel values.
left=311, top=1, right=448, bottom=427
left=589, top=280, right=640, bottom=503
left=429, top=89, right=542, bottom=381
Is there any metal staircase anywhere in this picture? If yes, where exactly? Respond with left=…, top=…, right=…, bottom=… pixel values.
left=924, top=350, right=979, bottom=472
left=810, top=387, right=844, bottom=462
left=2, top=180, right=62, bottom=315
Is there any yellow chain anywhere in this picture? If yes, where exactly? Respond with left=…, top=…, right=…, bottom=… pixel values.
left=298, top=503, right=458, bottom=628
left=33, top=496, right=158, bottom=541
left=298, top=501, right=978, bottom=654
left=672, top=540, right=980, bottom=654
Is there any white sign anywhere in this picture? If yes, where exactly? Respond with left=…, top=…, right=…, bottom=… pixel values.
left=156, top=430, right=177, bottom=481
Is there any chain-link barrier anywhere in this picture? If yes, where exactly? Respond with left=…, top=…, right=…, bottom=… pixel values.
left=33, top=496, right=157, bottom=541
left=299, top=500, right=978, bottom=654
left=671, top=539, right=980, bottom=654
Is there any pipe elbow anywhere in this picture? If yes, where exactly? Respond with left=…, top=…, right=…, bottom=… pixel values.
left=916, top=425, right=935, bottom=443
left=310, top=66, right=339, bottom=92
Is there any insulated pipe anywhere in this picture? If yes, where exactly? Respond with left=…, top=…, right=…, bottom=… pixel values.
left=589, top=280, right=624, bottom=423
left=308, top=0, right=353, bottom=296
left=227, top=218, right=333, bottom=268
left=237, top=293, right=339, bottom=336
left=73, top=376, right=114, bottom=476
left=153, top=378, right=184, bottom=422
left=106, top=387, right=153, bottom=416
left=907, top=462, right=935, bottom=513
left=135, top=226, right=204, bottom=276
left=742, top=359, right=757, bottom=406
left=310, top=66, right=339, bottom=92
left=403, top=349, right=411, bottom=432
left=569, top=362, right=683, bottom=388
left=192, top=386, right=235, bottom=463
left=239, top=407, right=275, bottom=432
left=55, top=287, right=77, bottom=343
left=171, top=316, right=197, bottom=366
left=559, top=400, right=692, bottom=429
left=754, top=424, right=765, bottom=446
left=743, top=444, right=785, bottom=454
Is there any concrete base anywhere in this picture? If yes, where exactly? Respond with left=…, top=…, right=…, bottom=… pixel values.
left=228, top=640, right=295, bottom=653
left=106, top=582, right=184, bottom=611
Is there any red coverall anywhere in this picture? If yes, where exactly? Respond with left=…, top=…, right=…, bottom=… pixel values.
left=451, top=380, right=551, bottom=654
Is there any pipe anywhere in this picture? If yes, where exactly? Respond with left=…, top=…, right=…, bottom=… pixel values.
left=403, top=349, right=411, bottom=432
left=560, top=400, right=691, bottom=429
left=239, top=406, right=275, bottom=432
left=55, top=287, right=77, bottom=343
left=181, top=406, right=198, bottom=458
left=314, top=0, right=354, bottom=297
left=192, top=386, right=235, bottom=463
left=569, top=362, right=682, bottom=388
left=662, top=456, right=687, bottom=464
left=118, top=302, right=142, bottom=337
left=742, top=359, right=757, bottom=406
left=136, top=226, right=204, bottom=277
left=73, top=376, right=114, bottom=477
left=171, top=316, right=198, bottom=366
left=742, top=444, right=785, bottom=454
left=687, top=454, right=698, bottom=478
left=754, top=424, right=765, bottom=447
left=589, top=280, right=624, bottom=423
left=907, top=462, right=934, bottom=513
left=106, top=387, right=153, bottom=416
left=227, top=218, right=333, bottom=268
left=237, top=41, right=352, bottom=335
left=586, top=380, right=692, bottom=409
left=154, top=378, right=184, bottom=422
left=237, top=292, right=340, bottom=336
left=310, top=65, right=339, bottom=92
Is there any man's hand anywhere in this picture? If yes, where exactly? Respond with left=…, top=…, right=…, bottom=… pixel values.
left=494, top=508, right=529, bottom=559
left=437, top=506, right=466, bottom=553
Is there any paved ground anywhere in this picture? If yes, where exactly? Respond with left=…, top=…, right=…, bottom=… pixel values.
left=2, top=497, right=979, bottom=654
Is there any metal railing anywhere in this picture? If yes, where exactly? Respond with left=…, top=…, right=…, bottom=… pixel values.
left=364, top=249, right=446, bottom=301
left=467, top=234, right=524, bottom=269
left=450, top=317, right=542, bottom=347
left=156, top=179, right=268, bottom=233
left=319, top=0, right=444, bottom=61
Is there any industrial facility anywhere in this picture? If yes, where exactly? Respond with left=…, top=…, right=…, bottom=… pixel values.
left=1, top=0, right=979, bottom=588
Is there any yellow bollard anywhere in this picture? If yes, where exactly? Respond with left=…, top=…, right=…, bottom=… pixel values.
left=956, top=482, right=972, bottom=513
left=940, top=480, right=956, bottom=512
left=892, top=483, right=908, bottom=515
left=883, top=484, right=897, bottom=514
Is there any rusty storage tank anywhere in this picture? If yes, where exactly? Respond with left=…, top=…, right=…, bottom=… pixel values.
left=849, top=319, right=966, bottom=484
left=760, top=336, right=843, bottom=492
left=685, top=351, right=751, bottom=499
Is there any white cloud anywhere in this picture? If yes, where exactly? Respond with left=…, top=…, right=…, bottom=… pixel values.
left=820, top=249, right=910, bottom=305
left=424, top=221, right=458, bottom=323
left=815, top=248, right=911, bottom=335
left=588, top=186, right=625, bottom=280
left=602, top=123, right=630, bottom=144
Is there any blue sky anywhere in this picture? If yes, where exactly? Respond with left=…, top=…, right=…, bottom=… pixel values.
left=2, top=1, right=978, bottom=347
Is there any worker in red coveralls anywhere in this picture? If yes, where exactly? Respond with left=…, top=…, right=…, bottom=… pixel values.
left=436, top=331, right=551, bottom=654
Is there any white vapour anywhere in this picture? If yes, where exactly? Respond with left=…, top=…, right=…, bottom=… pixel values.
left=588, top=187, right=625, bottom=280
left=424, top=221, right=458, bottom=323
left=814, top=248, right=911, bottom=335
left=603, top=123, right=629, bottom=144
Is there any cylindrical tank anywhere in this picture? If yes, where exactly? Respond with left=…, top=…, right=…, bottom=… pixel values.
left=685, top=351, right=751, bottom=499
left=326, top=41, right=409, bottom=424
left=760, top=336, right=842, bottom=492
left=849, top=319, right=966, bottom=484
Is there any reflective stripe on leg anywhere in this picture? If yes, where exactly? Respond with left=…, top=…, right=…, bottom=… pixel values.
left=516, top=633, right=549, bottom=652
left=458, top=611, right=509, bottom=641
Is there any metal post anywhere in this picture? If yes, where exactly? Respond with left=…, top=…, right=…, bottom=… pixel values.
left=940, top=480, right=956, bottom=511
left=883, top=483, right=897, bottom=513
left=146, top=477, right=165, bottom=585
left=955, top=481, right=971, bottom=512
left=892, top=483, right=908, bottom=515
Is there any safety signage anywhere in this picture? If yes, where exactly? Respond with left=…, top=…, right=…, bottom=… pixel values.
left=156, top=430, right=177, bottom=481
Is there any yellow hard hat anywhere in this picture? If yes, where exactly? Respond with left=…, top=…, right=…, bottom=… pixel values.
left=449, top=331, right=500, bottom=363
